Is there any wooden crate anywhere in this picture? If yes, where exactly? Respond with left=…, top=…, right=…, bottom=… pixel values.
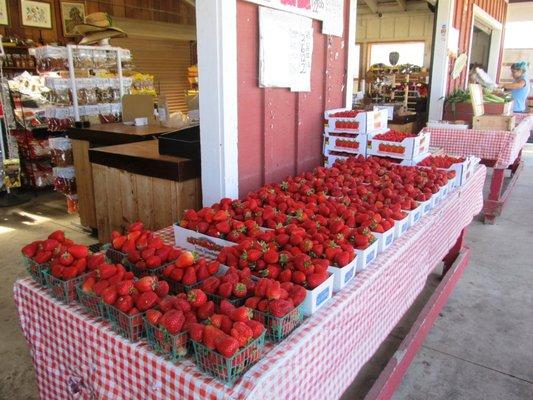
left=472, top=115, right=515, bottom=131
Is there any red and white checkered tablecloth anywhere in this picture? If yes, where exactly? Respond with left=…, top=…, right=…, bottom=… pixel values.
left=424, top=114, right=533, bottom=168
left=13, top=166, right=487, bottom=400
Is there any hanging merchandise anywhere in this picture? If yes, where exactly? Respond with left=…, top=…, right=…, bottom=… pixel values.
left=3, top=158, right=21, bottom=189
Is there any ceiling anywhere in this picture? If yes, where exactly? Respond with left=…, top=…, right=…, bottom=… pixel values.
left=357, top=0, right=436, bottom=14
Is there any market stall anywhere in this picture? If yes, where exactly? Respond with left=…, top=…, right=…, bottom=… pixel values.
left=14, top=162, right=485, bottom=399
left=424, top=113, right=533, bottom=223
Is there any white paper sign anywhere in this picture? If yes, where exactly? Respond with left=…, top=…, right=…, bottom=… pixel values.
left=322, top=0, right=344, bottom=37
left=246, top=0, right=325, bottom=20
left=259, top=7, right=314, bottom=92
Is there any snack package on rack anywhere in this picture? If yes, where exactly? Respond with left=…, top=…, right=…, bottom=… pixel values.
left=3, top=159, right=22, bottom=189
left=35, top=46, right=68, bottom=73
left=48, top=137, right=73, bottom=167
left=66, top=194, right=78, bottom=214
left=45, top=106, right=75, bottom=132
left=52, top=166, right=76, bottom=195
left=45, top=77, right=72, bottom=106
left=30, top=160, right=54, bottom=187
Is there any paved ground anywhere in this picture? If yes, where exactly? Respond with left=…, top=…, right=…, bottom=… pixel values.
left=1, top=145, right=532, bottom=400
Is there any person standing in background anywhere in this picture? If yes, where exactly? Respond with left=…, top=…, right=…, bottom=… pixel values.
left=499, top=61, right=530, bottom=113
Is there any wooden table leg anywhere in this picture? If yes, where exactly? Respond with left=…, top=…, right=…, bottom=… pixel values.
left=509, top=150, right=522, bottom=175
left=483, top=168, right=505, bottom=224
left=442, top=228, right=467, bottom=276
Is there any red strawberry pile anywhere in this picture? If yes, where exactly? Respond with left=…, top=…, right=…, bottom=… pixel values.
left=373, top=130, right=416, bottom=142
left=200, top=267, right=256, bottom=303
left=161, top=250, right=220, bottom=289
left=329, top=109, right=362, bottom=118
left=335, top=138, right=359, bottom=149
left=418, top=155, right=465, bottom=169
left=245, top=278, right=306, bottom=317
left=334, top=120, right=359, bottom=130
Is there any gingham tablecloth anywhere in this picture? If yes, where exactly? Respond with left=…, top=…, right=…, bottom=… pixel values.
left=13, top=166, right=487, bottom=400
left=424, top=114, right=533, bottom=168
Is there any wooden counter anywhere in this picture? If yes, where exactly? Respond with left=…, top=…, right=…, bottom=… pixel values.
left=89, top=140, right=201, bottom=243
left=69, top=123, right=192, bottom=230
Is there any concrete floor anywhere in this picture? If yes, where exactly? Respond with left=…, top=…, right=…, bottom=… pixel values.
left=1, top=145, right=533, bottom=400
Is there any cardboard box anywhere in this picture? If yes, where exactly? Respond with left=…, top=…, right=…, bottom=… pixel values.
left=325, top=109, right=388, bottom=134
left=327, top=258, right=357, bottom=292
left=323, top=133, right=367, bottom=157
left=473, top=115, right=515, bottom=131
left=301, top=273, right=334, bottom=316
left=173, top=224, right=235, bottom=259
left=367, top=130, right=431, bottom=160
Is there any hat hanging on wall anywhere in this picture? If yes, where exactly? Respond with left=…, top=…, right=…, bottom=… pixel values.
left=74, top=12, right=127, bottom=45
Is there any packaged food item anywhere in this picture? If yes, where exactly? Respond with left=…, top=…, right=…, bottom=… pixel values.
left=45, top=78, right=72, bottom=106
left=66, top=194, right=78, bottom=214
left=3, top=159, right=22, bottom=189
left=93, top=49, right=107, bottom=69
left=76, top=78, right=98, bottom=105
left=110, top=78, right=122, bottom=103
left=98, top=103, right=114, bottom=123
left=45, top=106, right=75, bottom=132
left=73, top=48, right=93, bottom=69
left=111, top=103, right=122, bottom=122
left=49, top=137, right=73, bottom=167
left=30, top=160, right=54, bottom=187
left=95, top=78, right=113, bottom=103
left=35, top=46, right=67, bottom=72
left=53, top=166, right=76, bottom=195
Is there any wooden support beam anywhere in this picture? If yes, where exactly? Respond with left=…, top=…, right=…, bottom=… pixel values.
left=396, top=0, right=407, bottom=11
left=363, top=0, right=379, bottom=14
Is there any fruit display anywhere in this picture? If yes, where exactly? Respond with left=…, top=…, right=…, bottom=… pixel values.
left=199, top=266, right=255, bottom=306
left=334, top=138, right=359, bottom=149
left=373, top=130, right=416, bottom=142
left=335, top=120, right=359, bottom=130
left=328, top=110, right=361, bottom=118
left=417, top=155, right=465, bottom=169
left=161, top=251, right=221, bottom=292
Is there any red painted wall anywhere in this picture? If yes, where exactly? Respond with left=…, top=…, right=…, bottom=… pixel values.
left=447, top=0, right=508, bottom=93
left=237, top=0, right=350, bottom=198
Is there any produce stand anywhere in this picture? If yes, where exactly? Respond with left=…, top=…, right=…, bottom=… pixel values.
left=423, top=114, right=532, bottom=224
left=13, top=166, right=486, bottom=400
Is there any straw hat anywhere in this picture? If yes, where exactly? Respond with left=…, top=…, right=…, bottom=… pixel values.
left=74, top=12, right=126, bottom=44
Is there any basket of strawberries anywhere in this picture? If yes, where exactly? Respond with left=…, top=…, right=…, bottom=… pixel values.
left=160, top=251, right=221, bottom=293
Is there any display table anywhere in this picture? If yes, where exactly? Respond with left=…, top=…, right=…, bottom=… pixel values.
left=14, top=166, right=486, bottom=400
left=89, top=140, right=201, bottom=242
left=423, top=114, right=532, bottom=223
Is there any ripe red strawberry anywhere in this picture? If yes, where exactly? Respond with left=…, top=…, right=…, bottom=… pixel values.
left=231, top=321, right=253, bottom=346
left=48, top=230, right=65, bottom=243
left=101, top=286, right=118, bottom=305
left=21, top=242, right=39, bottom=258
left=160, top=309, right=185, bottom=334
left=87, top=253, right=105, bottom=270
left=196, top=263, right=210, bottom=281
left=146, top=255, right=162, bottom=269
left=117, top=280, right=135, bottom=296
left=155, top=280, right=169, bottom=298
left=187, top=323, right=205, bottom=342
left=232, top=283, right=247, bottom=298
left=187, top=289, right=207, bottom=308
left=115, top=295, right=133, bottom=313
left=334, top=251, right=351, bottom=267
left=112, top=236, right=126, bottom=250
left=146, top=309, right=162, bottom=325
left=74, top=258, right=87, bottom=275
left=182, top=267, right=197, bottom=286
left=244, top=296, right=260, bottom=309
left=159, top=296, right=174, bottom=312
left=201, top=276, right=220, bottom=294
left=266, top=280, right=281, bottom=300
left=97, top=264, right=117, bottom=280
left=307, top=272, right=328, bottom=289
left=176, top=251, right=196, bottom=269
left=268, top=299, right=293, bottom=317
left=197, top=300, right=215, bottom=320
left=135, top=276, right=157, bottom=292
left=245, top=320, right=264, bottom=339
left=217, top=282, right=233, bottom=298
left=216, top=335, right=239, bottom=357
left=41, top=239, right=60, bottom=252
left=262, top=249, right=279, bottom=264
left=93, top=280, right=109, bottom=296
left=135, top=291, right=159, bottom=311
left=59, top=252, right=74, bottom=266
left=68, top=245, right=88, bottom=259
left=203, top=324, right=225, bottom=350
left=231, top=306, right=252, bottom=322
left=62, top=266, right=78, bottom=280
left=34, top=250, right=52, bottom=264
left=81, top=276, right=96, bottom=293
left=289, top=285, right=306, bottom=306
left=219, top=299, right=236, bottom=316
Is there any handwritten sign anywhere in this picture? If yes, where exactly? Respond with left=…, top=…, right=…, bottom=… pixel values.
left=259, top=7, right=314, bottom=92
left=322, top=0, right=344, bottom=37
left=246, top=0, right=325, bottom=20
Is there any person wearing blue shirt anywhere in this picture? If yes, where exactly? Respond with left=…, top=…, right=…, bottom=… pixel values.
left=499, top=61, right=530, bottom=113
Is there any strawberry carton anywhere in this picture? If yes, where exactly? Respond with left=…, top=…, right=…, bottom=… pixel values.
left=327, top=256, right=357, bottom=292
left=373, top=227, right=395, bottom=253
left=406, top=204, right=424, bottom=226
left=173, top=224, right=236, bottom=259
left=301, top=272, right=334, bottom=316
left=355, top=239, right=379, bottom=271
left=325, top=108, right=388, bottom=134
left=367, top=130, right=431, bottom=160
left=393, top=215, right=411, bottom=239
left=323, top=131, right=367, bottom=157
left=419, top=198, right=433, bottom=215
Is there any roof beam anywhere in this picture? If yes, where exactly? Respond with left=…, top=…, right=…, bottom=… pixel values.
left=363, top=0, right=379, bottom=14
left=396, top=0, right=407, bottom=11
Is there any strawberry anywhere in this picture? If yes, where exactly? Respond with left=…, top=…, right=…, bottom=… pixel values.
left=117, top=280, right=135, bottom=296
left=146, top=309, right=163, bottom=325
left=81, top=276, right=96, bottom=293
left=135, top=291, right=159, bottom=311
left=197, top=263, right=210, bottom=281
left=266, top=280, right=282, bottom=300
left=101, top=286, right=118, bottom=305
left=217, top=282, right=233, bottom=298
left=93, top=280, right=109, bottom=296
left=155, top=280, right=169, bottom=298
left=268, top=299, right=293, bottom=317
left=187, top=289, right=207, bottom=308
left=231, top=306, right=252, bottom=322
left=135, top=276, right=157, bottom=293
left=34, top=250, right=52, bottom=264
left=182, top=267, right=197, bottom=286
left=232, top=283, right=247, bottom=298
left=42, top=239, right=60, bottom=252
left=115, top=295, right=133, bottom=312
left=307, top=272, right=328, bottom=289
left=48, top=230, right=65, bottom=243
left=187, top=323, right=205, bottom=342
left=216, top=335, right=240, bottom=357
left=87, top=253, right=105, bottom=270
left=334, top=251, right=351, bottom=267
left=21, top=242, right=39, bottom=258
left=127, top=221, right=144, bottom=232
left=230, top=321, right=254, bottom=346
left=160, top=309, right=185, bottom=334
left=197, top=300, right=215, bottom=320
left=289, top=285, right=307, bottom=306
left=68, top=245, right=88, bottom=259
left=220, top=314, right=233, bottom=335
left=176, top=251, right=196, bottom=269
left=245, top=320, right=264, bottom=339
left=112, top=236, right=126, bottom=250
left=141, top=247, right=156, bottom=260
left=203, top=324, right=225, bottom=349
left=59, top=251, right=74, bottom=266
left=212, top=210, right=229, bottom=222
left=219, top=299, right=236, bottom=317
left=159, top=296, right=174, bottom=312
left=262, top=249, right=279, bottom=264
left=62, top=266, right=78, bottom=280
left=244, top=296, right=260, bottom=309
left=74, top=258, right=87, bottom=275
left=279, top=269, right=292, bottom=283
left=97, top=264, right=117, bottom=280
left=201, top=276, right=220, bottom=294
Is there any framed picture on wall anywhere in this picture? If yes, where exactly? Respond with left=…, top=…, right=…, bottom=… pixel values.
left=0, top=0, right=9, bottom=26
left=20, top=0, right=53, bottom=29
left=60, top=1, right=85, bottom=37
